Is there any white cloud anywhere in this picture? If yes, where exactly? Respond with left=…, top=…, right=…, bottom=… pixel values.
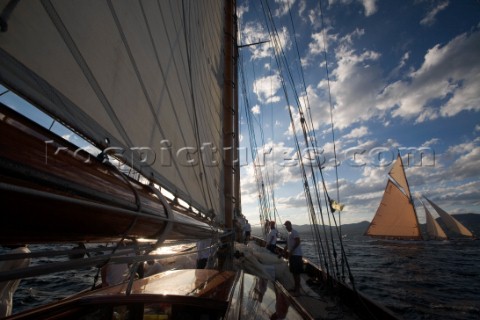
left=240, top=141, right=307, bottom=205
left=302, top=28, right=336, bottom=66
left=361, top=0, right=378, bottom=16
left=388, top=51, right=410, bottom=78
left=344, top=126, right=369, bottom=139
left=253, top=74, right=283, bottom=103
left=240, top=20, right=292, bottom=61
left=307, top=28, right=339, bottom=57
left=378, top=30, right=480, bottom=120
left=309, top=32, right=327, bottom=55
left=240, top=21, right=272, bottom=60
left=421, top=138, right=439, bottom=148
left=308, top=8, right=320, bottom=28
left=420, top=0, right=449, bottom=26
left=328, top=0, right=378, bottom=17
left=274, top=0, right=296, bottom=17
left=282, top=85, right=333, bottom=137
left=296, top=24, right=480, bottom=148
left=236, top=2, right=249, bottom=20
left=324, top=46, right=383, bottom=129
left=445, top=137, right=480, bottom=180
left=304, top=28, right=365, bottom=66
left=273, top=26, right=293, bottom=54
left=298, top=0, right=307, bottom=19
left=251, top=105, right=261, bottom=115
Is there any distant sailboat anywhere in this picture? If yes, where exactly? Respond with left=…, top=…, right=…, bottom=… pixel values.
left=365, top=154, right=423, bottom=240
left=365, top=154, right=475, bottom=241
left=423, top=196, right=475, bottom=239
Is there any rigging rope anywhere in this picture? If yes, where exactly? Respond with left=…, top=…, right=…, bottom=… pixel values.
left=239, top=54, right=272, bottom=231
left=255, top=0, right=355, bottom=287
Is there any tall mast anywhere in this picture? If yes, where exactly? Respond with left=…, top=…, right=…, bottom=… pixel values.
left=219, top=0, right=237, bottom=269
left=223, top=0, right=236, bottom=231
left=233, top=2, right=240, bottom=222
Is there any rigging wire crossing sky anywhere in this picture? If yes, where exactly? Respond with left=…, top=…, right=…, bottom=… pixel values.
left=237, top=0, right=480, bottom=226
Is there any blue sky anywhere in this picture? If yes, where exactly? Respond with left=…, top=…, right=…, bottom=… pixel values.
left=237, top=0, right=480, bottom=227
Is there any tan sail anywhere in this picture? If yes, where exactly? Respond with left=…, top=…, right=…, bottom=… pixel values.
left=423, top=204, right=448, bottom=240
left=388, top=154, right=411, bottom=198
left=365, top=180, right=422, bottom=239
left=424, top=197, right=474, bottom=238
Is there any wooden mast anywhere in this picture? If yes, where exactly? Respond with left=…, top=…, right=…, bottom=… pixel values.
left=233, top=1, right=241, bottom=224
left=223, top=0, right=235, bottom=230
left=220, top=0, right=236, bottom=270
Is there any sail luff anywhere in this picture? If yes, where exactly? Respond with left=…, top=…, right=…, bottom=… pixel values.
left=424, top=197, right=474, bottom=238
left=423, top=204, right=448, bottom=240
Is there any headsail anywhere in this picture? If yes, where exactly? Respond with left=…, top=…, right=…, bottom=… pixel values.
left=365, top=155, right=422, bottom=240
left=423, top=203, right=448, bottom=240
left=424, top=197, right=474, bottom=238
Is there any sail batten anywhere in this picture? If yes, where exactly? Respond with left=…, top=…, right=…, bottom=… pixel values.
left=0, top=1, right=225, bottom=220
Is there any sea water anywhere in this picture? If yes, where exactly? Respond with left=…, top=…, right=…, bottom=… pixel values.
left=10, top=238, right=480, bottom=320
left=301, top=236, right=480, bottom=320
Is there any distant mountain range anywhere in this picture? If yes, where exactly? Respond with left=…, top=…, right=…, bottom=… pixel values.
left=252, top=213, right=480, bottom=239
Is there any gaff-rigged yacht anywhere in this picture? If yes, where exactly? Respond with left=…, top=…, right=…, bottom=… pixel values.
left=365, top=154, right=475, bottom=240
left=1, top=1, right=398, bottom=319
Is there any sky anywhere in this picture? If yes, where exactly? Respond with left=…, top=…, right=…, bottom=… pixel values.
left=237, top=0, right=480, bottom=227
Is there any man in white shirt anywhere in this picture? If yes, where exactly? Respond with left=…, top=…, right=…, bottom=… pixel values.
left=283, top=221, right=303, bottom=296
left=266, top=221, right=278, bottom=253
left=244, top=220, right=251, bottom=243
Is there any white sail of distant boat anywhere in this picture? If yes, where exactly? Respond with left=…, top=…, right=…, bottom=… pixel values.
left=422, top=201, right=448, bottom=240
left=365, top=154, right=423, bottom=240
left=424, top=197, right=474, bottom=238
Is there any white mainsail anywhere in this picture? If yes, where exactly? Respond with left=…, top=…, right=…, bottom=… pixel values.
left=365, top=154, right=422, bottom=240
left=0, top=1, right=225, bottom=221
left=423, top=204, right=448, bottom=240
left=424, top=197, right=474, bottom=238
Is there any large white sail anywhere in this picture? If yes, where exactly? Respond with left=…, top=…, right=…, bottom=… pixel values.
left=0, top=1, right=225, bottom=221
left=423, top=204, right=448, bottom=240
left=424, top=197, right=474, bottom=238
